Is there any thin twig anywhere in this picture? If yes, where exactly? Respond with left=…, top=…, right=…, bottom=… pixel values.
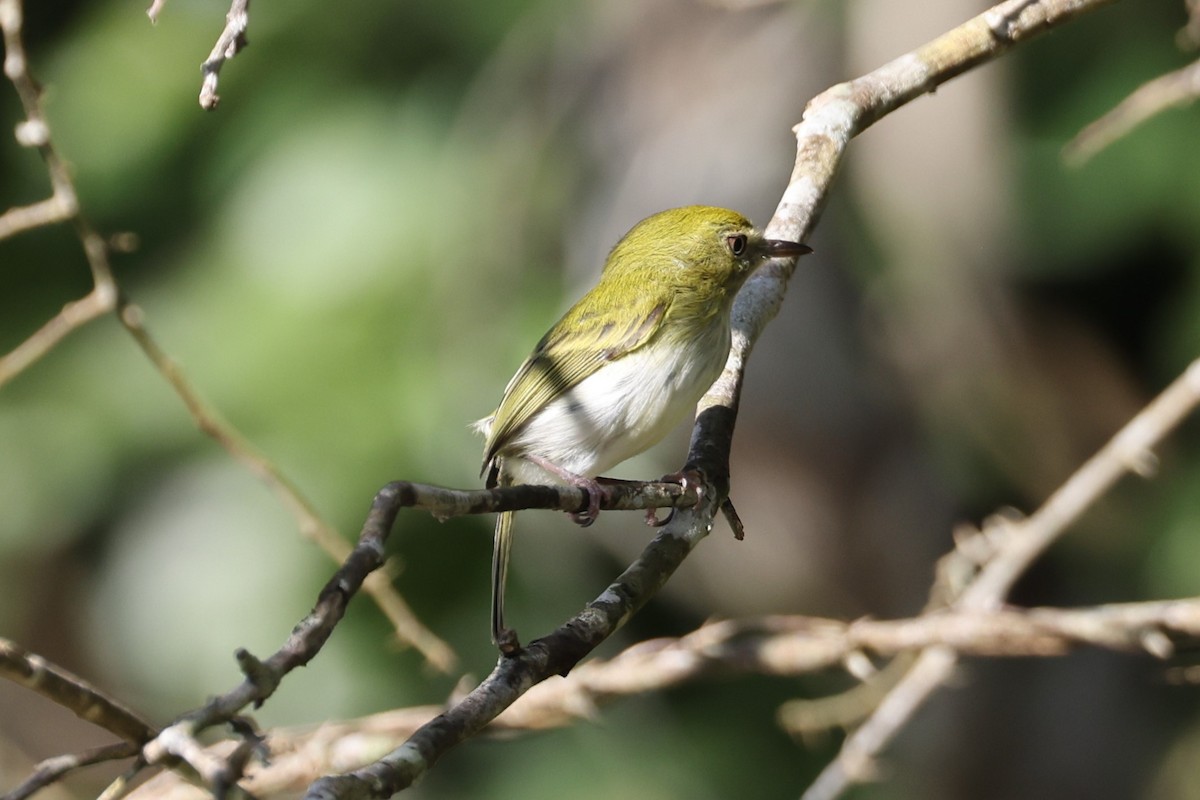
left=0, top=194, right=74, bottom=239
left=126, top=597, right=1200, bottom=799
left=0, top=638, right=157, bottom=745
left=3, top=743, right=143, bottom=800
left=0, top=286, right=117, bottom=387
left=133, top=479, right=697, bottom=795
left=145, top=0, right=166, bottom=24
left=1064, top=57, right=1200, bottom=165
left=806, top=355, right=1200, bottom=800
left=198, top=0, right=250, bottom=110
left=305, top=506, right=715, bottom=800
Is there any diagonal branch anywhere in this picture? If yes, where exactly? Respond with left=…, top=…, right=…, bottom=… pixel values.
left=291, top=2, right=1130, bottom=797
left=133, top=478, right=697, bottom=795
left=198, top=0, right=250, bottom=110
left=0, top=638, right=157, bottom=746
left=305, top=511, right=711, bottom=800
left=805, top=353, right=1200, bottom=800
left=3, top=742, right=144, bottom=800
left=1064, top=56, right=1200, bottom=165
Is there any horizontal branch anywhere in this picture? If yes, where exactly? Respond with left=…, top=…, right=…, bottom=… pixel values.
left=126, top=597, right=1200, bottom=799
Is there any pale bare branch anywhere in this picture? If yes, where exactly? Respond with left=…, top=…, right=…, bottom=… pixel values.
left=198, top=0, right=250, bottom=110
left=126, top=598, right=1200, bottom=799
left=1065, top=57, right=1200, bottom=165
left=806, top=355, right=1200, bottom=799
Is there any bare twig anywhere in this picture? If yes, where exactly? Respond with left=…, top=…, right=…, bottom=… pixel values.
left=696, top=0, right=1124, bottom=489
left=959, top=361, right=1200, bottom=607
left=0, top=0, right=114, bottom=387
left=198, top=0, right=250, bottom=109
left=0, top=286, right=117, bottom=386
left=806, top=355, right=1200, bottom=800
left=126, top=597, right=1200, bottom=799
left=302, top=483, right=711, bottom=800
left=134, top=485, right=402, bottom=793
left=3, top=743, right=143, bottom=800
left=1064, top=57, right=1200, bottom=165
left=131, top=478, right=697, bottom=796
left=115, top=302, right=457, bottom=672
left=1181, top=0, right=1200, bottom=49
left=0, top=194, right=73, bottom=239
left=145, top=0, right=166, bottom=24
left=0, top=638, right=157, bottom=745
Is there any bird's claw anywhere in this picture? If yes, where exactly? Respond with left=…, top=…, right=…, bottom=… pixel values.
left=569, top=478, right=604, bottom=527
left=644, top=468, right=707, bottom=527
left=645, top=507, right=670, bottom=527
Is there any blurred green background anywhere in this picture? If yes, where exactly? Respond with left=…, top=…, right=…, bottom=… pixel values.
left=3, top=0, right=1200, bottom=797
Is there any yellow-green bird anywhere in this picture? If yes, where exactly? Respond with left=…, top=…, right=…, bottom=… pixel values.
left=476, top=205, right=811, bottom=651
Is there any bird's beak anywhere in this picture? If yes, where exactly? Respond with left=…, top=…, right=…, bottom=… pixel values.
left=765, top=239, right=813, bottom=258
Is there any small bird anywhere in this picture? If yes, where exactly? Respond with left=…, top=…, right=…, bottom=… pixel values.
left=476, top=206, right=811, bottom=651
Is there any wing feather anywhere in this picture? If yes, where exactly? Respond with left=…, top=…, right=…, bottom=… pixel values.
left=482, top=298, right=667, bottom=471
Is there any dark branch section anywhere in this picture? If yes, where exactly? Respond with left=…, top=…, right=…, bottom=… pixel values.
left=127, top=476, right=699, bottom=790
left=685, top=403, right=737, bottom=500
left=305, top=524, right=703, bottom=800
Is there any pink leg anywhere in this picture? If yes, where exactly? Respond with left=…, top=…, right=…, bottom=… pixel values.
left=524, top=454, right=605, bottom=526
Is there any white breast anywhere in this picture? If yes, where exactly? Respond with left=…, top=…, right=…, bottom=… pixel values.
left=501, top=318, right=731, bottom=483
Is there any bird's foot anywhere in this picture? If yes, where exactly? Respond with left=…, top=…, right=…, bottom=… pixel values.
left=645, top=467, right=706, bottom=527
left=568, top=476, right=606, bottom=527
left=521, top=454, right=607, bottom=527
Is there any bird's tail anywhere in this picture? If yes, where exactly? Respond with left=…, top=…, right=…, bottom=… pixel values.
left=491, top=509, right=515, bottom=646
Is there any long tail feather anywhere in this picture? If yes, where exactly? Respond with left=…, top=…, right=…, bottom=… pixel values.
left=491, top=510, right=515, bottom=645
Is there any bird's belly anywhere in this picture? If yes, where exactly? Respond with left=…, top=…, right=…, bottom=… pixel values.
left=506, top=326, right=730, bottom=480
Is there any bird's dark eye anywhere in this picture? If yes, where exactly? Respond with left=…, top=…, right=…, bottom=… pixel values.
left=726, top=234, right=747, bottom=256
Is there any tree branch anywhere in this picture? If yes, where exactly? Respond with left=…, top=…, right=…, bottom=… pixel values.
left=286, top=1, right=1135, bottom=797
left=124, top=478, right=696, bottom=796
left=1064, top=56, right=1200, bottom=165
left=0, top=639, right=157, bottom=746
left=198, top=0, right=250, bottom=110
left=124, top=596, right=1200, bottom=799
left=3, top=743, right=143, bottom=800
left=806, top=353, right=1200, bottom=799
left=5, top=0, right=1185, bottom=798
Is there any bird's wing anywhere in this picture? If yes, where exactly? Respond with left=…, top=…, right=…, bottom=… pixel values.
left=482, top=296, right=667, bottom=471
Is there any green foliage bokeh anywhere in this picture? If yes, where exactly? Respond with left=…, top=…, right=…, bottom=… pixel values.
left=3, top=1, right=1200, bottom=798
